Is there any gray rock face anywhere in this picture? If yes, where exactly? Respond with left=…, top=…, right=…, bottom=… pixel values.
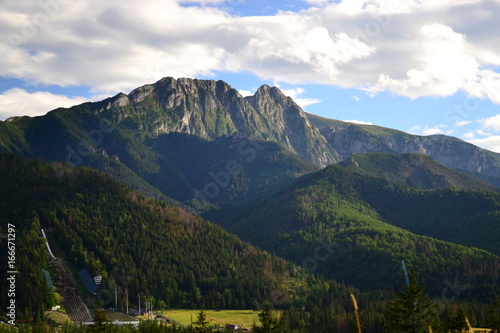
left=319, top=122, right=500, bottom=178
left=94, top=77, right=340, bottom=166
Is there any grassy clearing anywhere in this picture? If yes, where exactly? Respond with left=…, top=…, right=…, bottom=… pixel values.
left=45, top=311, right=72, bottom=325
left=104, top=310, right=139, bottom=322
left=160, top=309, right=263, bottom=329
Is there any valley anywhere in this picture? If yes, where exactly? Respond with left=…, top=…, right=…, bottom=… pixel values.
left=1, top=77, right=500, bottom=332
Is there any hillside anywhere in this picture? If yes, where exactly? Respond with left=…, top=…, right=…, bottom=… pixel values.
left=0, top=153, right=408, bottom=332
left=0, top=153, right=306, bottom=312
left=228, top=163, right=500, bottom=298
left=338, top=152, right=496, bottom=191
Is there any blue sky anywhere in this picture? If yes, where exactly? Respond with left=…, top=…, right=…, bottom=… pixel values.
left=1, top=0, right=500, bottom=152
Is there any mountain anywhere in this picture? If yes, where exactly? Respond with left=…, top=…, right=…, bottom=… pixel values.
left=0, top=78, right=338, bottom=214
left=3, top=77, right=500, bottom=331
left=228, top=163, right=500, bottom=298
left=306, top=113, right=500, bottom=185
left=1, top=153, right=397, bottom=333
left=338, top=152, right=496, bottom=191
left=89, top=77, right=339, bottom=166
left=3, top=77, right=500, bottom=205
left=0, top=153, right=307, bottom=312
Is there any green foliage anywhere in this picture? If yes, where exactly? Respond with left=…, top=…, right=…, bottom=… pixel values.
left=229, top=164, right=500, bottom=297
left=443, top=308, right=468, bottom=333
left=89, top=310, right=109, bottom=332
left=382, top=271, right=439, bottom=333
left=0, top=153, right=302, bottom=314
left=489, top=295, right=500, bottom=333
left=192, top=310, right=211, bottom=333
left=253, top=301, right=281, bottom=333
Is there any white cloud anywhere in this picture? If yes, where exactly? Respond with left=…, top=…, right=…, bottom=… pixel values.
left=408, top=125, right=421, bottom=134
left=304, top=0, right=332, bottom=5
left=476, top=129, right=492, bottom=137
left=238, top=89, right=253, bottom=97
left=0, top=88, right=88, bottom=119
left=279, top=86, right=321, bottom=108
left=467, top=136, right=500, bottom=153
left=342, top=119, right=373, bottom=125
left=422, top=127, right=446, bottom=136
left=462, top=131, right=474, bottom=139
left=0, top=0, right=500, bottom=104
left=455, top=120, right=472, bottom=126
left=479, top=114, right=500, bottom=132
left=408, top=124, right=453, bottom=136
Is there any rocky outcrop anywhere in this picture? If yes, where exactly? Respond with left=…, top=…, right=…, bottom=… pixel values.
left=316, top=119, right=500, bottom=179
left=93, top=77, right=339, bottom=166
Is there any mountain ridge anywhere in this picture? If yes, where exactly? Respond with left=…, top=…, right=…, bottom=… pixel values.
left=306, top=112, right=500, bottom=184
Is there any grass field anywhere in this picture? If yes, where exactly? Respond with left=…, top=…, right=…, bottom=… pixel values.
left=45, top=311, right=72, bottom=325
left=160, top=309, right=264, bottom=329
left=104, top=310, right=139, bottom=322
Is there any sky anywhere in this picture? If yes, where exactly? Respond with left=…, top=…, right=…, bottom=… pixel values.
left=1, top=0, right=500, bottom=151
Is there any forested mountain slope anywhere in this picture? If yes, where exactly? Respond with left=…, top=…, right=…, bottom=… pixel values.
left=0, top=153, right=307, bottom=313
left=228, top=163, right=500, bottom=299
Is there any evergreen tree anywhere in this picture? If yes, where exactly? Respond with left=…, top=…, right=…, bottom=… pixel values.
left=382, top=271, right=438, bottom=333
left=444, top=308, right=468, bottom=333
left=89, top=309, right=109, bottom=332
left=253, top=301, right=281, bottom=333
left=489, top=295, right=500, bottom=333
left=193, top=309, right=211, bottom=333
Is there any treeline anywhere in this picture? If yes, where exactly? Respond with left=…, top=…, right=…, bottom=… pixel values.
left=2, top=290, right=499, bottom=333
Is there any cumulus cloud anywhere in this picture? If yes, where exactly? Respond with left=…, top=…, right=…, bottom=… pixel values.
left=467, top=136, right=500, bottom=153
left=408, top=124, right=453, bottom=136
left=0, top=88, right=88, bottom=119
left=479, top=114, right=500, bottom=132
left=343, top=119, right=373, bottom=125
left=455, top=120, right=472, bottom=126
left=1, top=0, right=500, bottom=103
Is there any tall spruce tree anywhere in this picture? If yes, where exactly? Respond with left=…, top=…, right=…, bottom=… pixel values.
left=444, top=308, right=468, bottom=333
left=382, top=270, right=438, bottom=333
left=193, top=309, right=211, bottom=333
left=253, top=301, right=281, bottom=333
left=489, top=295, right=500, bottom=333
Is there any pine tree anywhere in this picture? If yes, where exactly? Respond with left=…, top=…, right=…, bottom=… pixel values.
left=193, top=309, right=211, bottom=333
left=489, top=295, right=500, bottom=333
left=253, top=301, right=281, bottom=333
left=382, top=270, right=438, bottom=333
left=89, top=309, right=109, bottom=332
left=444, top=308, right=468, bottom=333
